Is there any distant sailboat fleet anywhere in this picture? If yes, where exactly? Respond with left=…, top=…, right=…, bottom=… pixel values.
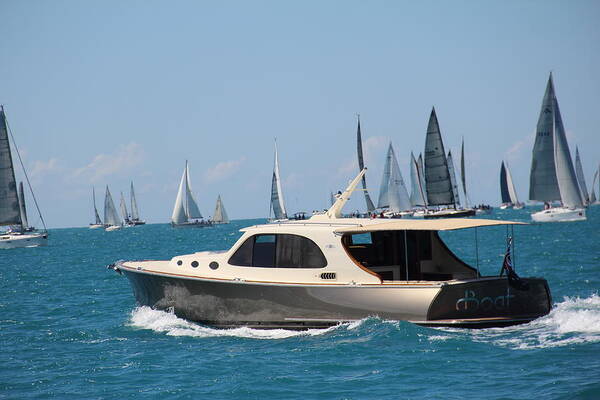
left=90, top=182, right=146, bottom=231
left=4, top=72, right=598, bottom=245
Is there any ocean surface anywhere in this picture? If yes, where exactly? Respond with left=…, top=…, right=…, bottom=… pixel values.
left=2, top=208, right=599, bottom=399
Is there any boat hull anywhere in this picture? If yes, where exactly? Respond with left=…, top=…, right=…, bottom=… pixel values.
left=531, top=207, right=586, bottom=222
left=118, top=266, right=551, bottom=329
left=0, top=232, right=48, bottom=249
left=423, top=208, right=476, bottom=219
left=171, top=221, right=212, bottom=228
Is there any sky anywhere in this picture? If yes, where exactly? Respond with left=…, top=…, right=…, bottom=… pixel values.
left=1, top=0, right=599, bottom=228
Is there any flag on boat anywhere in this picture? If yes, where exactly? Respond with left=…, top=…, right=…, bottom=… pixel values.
left=501, top=237, right=529, bottom=291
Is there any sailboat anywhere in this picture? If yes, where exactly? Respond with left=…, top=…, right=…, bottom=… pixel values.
left=529, top=73, right=586, bottom=222
left=459, top=140, right=488, bottom=214
left=171, top=161, right=210, bottom=228
left=212, top=195, right=229, bottom=224
left=447, top=150, right=462, bottom=208
left=356, top=115, right=376, bottom=214
left=104, top=186, right=122, bottom=231
left=129, top=181, right=145, bottom=225
left=500, top=161, right=524, bottom=209
left=590, top=167, right=599, bottom=205
left=574, top=147, right=590, bottom=206
left=422, top=107, right=475, bottom=219
left=89, top=187, right=104, bottom=228
left=0, top=106, right=48, bottom=248
left=409, top=152, right=427, bottom=209
left=377, top=143, right=412, bottom=217
left=119, top=191, right=133, bottom=227
left=269, top=140, right=288, bottom=222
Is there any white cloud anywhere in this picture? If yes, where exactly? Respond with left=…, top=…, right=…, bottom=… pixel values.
left=337, top=135, right=388, bottom=176
left=29, top=158, right=63, bottom=182
left=505, top=131, right=535, bottom=162
left=72, top=142, right=144, bottom=183
left=203, top=157, right=246, bottom=183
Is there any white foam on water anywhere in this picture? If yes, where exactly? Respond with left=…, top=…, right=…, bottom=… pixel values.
left=462, top=294, right=600, bottom=350
left=128, top=306, right=349, bottom=340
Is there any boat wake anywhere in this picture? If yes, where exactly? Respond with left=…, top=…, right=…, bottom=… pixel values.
left=128, top=295, right=600, bottom=347
left=128, top=306, right=359, bottom=340
left=433, top=294, right=600, bottom=349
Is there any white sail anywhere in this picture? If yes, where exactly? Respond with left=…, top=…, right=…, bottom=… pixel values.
left=377, top=144, right=393, bottom=209
left=387, top=145, right=412, bottom=212
left=172, top=161, right=203, bottom=224
left=447, top=151, right=461, bottom=208
left=378, top=143, right=410, bottom=211
left=270, top=141, right=287, bottom=220
left=591, top=169, right=599, bottom=204
left=552, top=94, right=583, bottom=209
left=184, top=164, right=203, bottom=219
left=424, top=108, right=454, bottom=206
left=529, top=74, right=561, bottom=202
left=104, top=186, right=121, bottom=226
left=130, top=181, right=140, bottom=221
left=213, top=195, right=229, bottom=223
left=119, top=192, right=129, bottom=223
left=505, top=162, right=520, bottom=204
left=93, top=187, right=102, bottom=225
left=18, top=182, right=28, bottom=230
left=409, top=152, right=426, bottom=207
left=0, top=107, right=22, bottom=226
left=574, top=147, right=589, bottom=205
left=418, top=153, right=427, bottom=206
left=171, top=166, right=187, bottom=224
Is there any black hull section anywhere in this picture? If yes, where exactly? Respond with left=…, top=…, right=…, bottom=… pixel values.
left=423, top=277, right=552, bottom=328
left=121, top=269, right=551, bottom=330
left=423, top=209, right=476, bottom=219
left=171, top=222, right=212, bottom=228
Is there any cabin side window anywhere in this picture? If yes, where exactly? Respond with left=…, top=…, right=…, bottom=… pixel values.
left=229, top=234, right=327, bottom=268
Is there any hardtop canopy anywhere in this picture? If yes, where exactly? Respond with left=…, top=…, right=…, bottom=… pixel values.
left=334, top=218, right=526, bottom=234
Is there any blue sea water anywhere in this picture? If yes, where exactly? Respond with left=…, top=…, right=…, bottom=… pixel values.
left=2, top=208, right=599, bottom=399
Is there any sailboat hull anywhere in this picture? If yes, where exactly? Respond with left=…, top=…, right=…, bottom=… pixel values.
left=117, top=264, right=551, bottom=330
left=0, top=232, right=48, bottom=249
left=531, top=207, right=586, bottom=223
left=423, top=208, right=476, bottom=219
left=171, top=221, right=212, bottom=228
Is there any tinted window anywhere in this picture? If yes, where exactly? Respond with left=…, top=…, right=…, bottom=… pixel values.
left=276, top=234, right=327, bottom=268
left=229, top=236, right=254, bottom=266
left=229, top=234, right=327, bottom=268
left=253, top=235, right=276, bottom=267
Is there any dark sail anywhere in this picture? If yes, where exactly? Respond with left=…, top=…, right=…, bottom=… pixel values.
left=356, top=116, right=375, bottom=212
left=424, top=107, right=455, bottom=206
left=500, top=162, right=511, bottom=204
left=0, top=106, right=22, bottom=226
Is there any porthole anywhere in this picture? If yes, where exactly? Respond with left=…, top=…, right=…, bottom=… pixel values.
left=177, top=260, right=182, bottom=266
left=191, top=261, right=199, bottom=268
left=209, top=261, right=219, bottom=270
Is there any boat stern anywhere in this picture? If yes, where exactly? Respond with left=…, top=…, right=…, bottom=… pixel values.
left=417, top=277, right=552, bottom=328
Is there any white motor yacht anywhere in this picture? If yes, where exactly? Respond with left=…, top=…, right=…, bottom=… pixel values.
left=111, top=170, right=552, bottom=329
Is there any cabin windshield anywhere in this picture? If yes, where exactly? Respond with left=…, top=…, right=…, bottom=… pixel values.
left=342, top=230, right=478, bottom=282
